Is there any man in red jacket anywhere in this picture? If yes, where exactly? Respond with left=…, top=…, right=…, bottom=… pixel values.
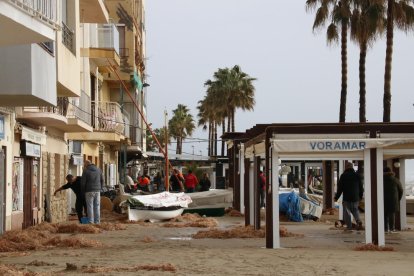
left=184, top=169, right=198, bottom=193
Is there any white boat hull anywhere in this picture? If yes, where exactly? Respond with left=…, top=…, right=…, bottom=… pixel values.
left=128, top=207, right=184, bottom=222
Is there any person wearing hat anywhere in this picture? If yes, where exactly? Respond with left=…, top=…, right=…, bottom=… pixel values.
left=383, top=166, right=403, bottom=233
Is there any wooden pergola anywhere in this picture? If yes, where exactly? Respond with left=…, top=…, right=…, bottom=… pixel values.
left=223, top=122, right=414, bottom=248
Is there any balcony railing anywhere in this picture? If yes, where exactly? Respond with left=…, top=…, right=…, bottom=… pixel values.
left=8, top=0, right=60, bottom=29
left=23, top=97, right=68, bottom=116
left=91, top=101, right=128, bottom=135
left=123, top=110, right=130, bottom=138
left=67, top=91, right=91, bottom=125
left=62, top=22, right=74, bottom=54
left=89, top=23, right=119, bottom=55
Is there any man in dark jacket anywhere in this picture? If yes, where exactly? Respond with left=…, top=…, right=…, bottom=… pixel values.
left=54, top=174, right=86, bottom=223
left=259, top=171, right=266, bottom=208
left=81, top=160, right=104, bottom=224
left=334, top=162, right=364, bottom=231
left=383, top=167, right=403, bottom=233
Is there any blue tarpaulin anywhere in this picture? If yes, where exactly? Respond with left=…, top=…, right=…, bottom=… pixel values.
left=279, top=192, right=303, bottom=222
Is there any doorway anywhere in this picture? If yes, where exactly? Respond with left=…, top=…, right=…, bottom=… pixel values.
left=23, top=158, right=39, bottom=228
left=0, top=147, right=6, bottom=234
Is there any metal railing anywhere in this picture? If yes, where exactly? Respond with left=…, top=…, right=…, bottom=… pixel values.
left=89, top=23, right=119, bottom=55
left=67, top=91, right=92, bottom=125
left=7, top=0, right=60, bottom=29
left=122, top=110, right=130, bottom=138
left=62, top=21, right=75, bottom=54
left=23, top=97, right=68, bottom=116
left=91, top=101, right=126, bottom=135
left=119, top=47, right=129, bottom=58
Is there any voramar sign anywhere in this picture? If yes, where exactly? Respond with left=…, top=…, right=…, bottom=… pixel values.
left=271, top=138, right=413, bottom=152
left=310, top=141, right=366, bottom=151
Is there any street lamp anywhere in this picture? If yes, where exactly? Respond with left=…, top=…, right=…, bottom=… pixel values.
left=192, top=145, right=194, bottom=160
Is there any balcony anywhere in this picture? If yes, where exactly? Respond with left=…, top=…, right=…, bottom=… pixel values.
left=67, top=101, right=129, bottom=144
left=0, top=0, right=59, bottom=46
left=17, top=95, right=93, bottom=133
left=17, top=99, right=67, bottom=128
left=81, top=23, right=120, bottom=68
left=0, top=44, right=56, bottom=106
left=80, top=0, right=109, bottom=24
left=66, top=91, right=93, bottom=132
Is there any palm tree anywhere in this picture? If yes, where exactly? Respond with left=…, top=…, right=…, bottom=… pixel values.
left=206, top=65, right=256, bottom=133
left=306, top=0, right=352, bottom=122
left=197, top=86, right=227, bottom=157
left=168, top=104, right=195, bottom=155
left=146, top=127, right=170, bottom=152
left=383, top=0, right=414, bottom=122
left=350, top=0, right=385, bottom=122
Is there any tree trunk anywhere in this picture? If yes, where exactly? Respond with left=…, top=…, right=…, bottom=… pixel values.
left=207, top=122, right=213, bottom=156
left=359, top=41, right=367, bottom=123
left=227, top=112, right=231, bottom=133
left=339, top=19, right=348, bottom=123
left=221, top=119, right=225, bottom=156
left=383, top=0, right=394, bottom=122
left=214, top=122, right=218, bottom=156
left=231, top=107, right=235, bottom=132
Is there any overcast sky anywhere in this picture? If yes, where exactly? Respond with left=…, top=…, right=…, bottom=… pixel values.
left=145, top=0, right=414, bottom=165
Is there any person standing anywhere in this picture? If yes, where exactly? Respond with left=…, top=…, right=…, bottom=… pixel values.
left=154, top=171, right=164, bottom=192
left=169, top=169, right=184, bottom=192
left=184, top=169, right=199, bottom=193
left=334, top=162, right=364, bottom=231
left=199, top=172, right=211, bottom=192
left=259, top=171, right=266, bottom=209
left=54, top=174, right=86, bottom=223
left=81, top=160, right=104, bottom=224
left=383, top=166, right=404, bottom=233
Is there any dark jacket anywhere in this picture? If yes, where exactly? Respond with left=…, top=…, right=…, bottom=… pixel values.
left=383, top=172, right=403, bottom=213
left=62, top=176, right=83, bottom=198
left=81, top=164, right=104, bottom=193
left=335, top=168, right=363, bottom=202
left=199, top=177, right=211, bottom=192
left=169, top=174, right=182, bottom=192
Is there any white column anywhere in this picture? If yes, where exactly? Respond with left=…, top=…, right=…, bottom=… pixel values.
left=377, top=148, right=385, bottom=246
left=399, top=159, right=407, bottom=230
left=304, top=164, right=308, bottom=192
left=364, top=149, right=372, bottom=244
left=239, top=145, right=245, bottom=214
left=249, top=157, right=254, bottom=225
left=271, top=148, right=280, bottom=249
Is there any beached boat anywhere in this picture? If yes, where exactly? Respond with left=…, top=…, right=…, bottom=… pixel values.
left=184, top=189, right=233, bottom=216
left=125, top=192, right=192, bottom=221
left=128, top=206, right=184, bottom=221
left=279, top=188, right=323, bottom=221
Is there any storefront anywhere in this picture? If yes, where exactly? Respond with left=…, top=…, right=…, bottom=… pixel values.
left=12, top=125, right=45, bottom=230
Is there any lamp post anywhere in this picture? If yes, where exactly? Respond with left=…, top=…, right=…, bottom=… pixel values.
left=192, top=145, right=194, bottom=160
left=164, top=109, right=169, bottom=191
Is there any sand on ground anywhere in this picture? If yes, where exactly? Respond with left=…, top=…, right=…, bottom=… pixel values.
left=0, top=210, right=413, bottom=276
